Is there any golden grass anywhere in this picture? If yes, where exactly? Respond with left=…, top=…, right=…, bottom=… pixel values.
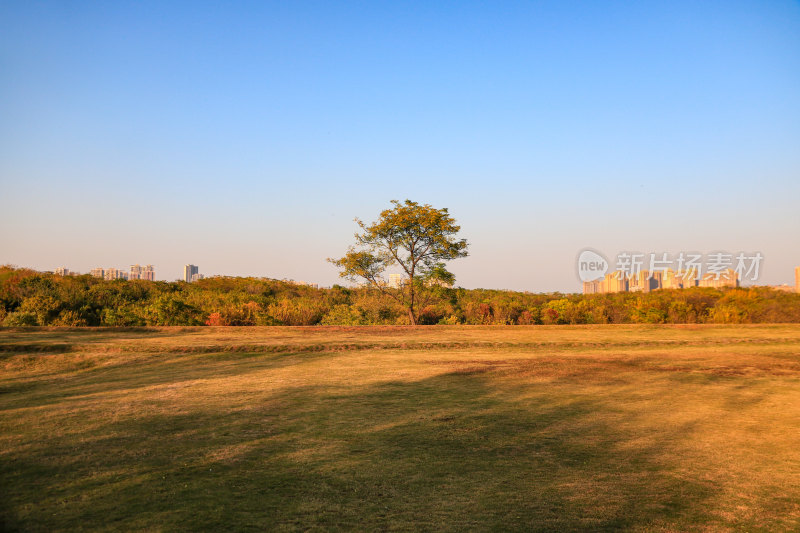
left=1, top=325, right=799, bottom=531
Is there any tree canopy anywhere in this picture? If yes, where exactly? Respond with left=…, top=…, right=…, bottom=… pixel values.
left=329, top=200, right=469, bottom=324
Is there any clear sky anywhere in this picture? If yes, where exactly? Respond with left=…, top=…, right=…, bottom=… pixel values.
left=1, top=1, right=799, bottom=291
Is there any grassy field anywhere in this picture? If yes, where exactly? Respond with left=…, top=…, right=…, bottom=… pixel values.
left=2, top=325, right=800, bottom=531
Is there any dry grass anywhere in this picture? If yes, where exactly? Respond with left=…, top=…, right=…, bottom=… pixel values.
left=1, top=325, right=799, bottom=531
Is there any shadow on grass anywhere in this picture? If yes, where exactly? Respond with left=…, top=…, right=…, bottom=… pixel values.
left=1, top=370, right=719, bottom=532
left=0, top=348, right=340, bottom=413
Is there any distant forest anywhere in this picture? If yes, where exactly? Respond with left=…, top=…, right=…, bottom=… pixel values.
left=1, top=266, right=799, bottom=326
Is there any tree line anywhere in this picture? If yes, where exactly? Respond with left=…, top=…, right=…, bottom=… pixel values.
left=2, top=265, right=799, bottom=326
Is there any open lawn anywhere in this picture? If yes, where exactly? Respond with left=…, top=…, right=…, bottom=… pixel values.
left=2, top=325, right=800, bottom=531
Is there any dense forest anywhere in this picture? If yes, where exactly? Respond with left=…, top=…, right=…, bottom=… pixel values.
left=1, top=266, right=799, bottom=326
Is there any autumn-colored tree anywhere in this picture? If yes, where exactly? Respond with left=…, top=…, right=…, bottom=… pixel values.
left=2, top=265, right=800, bottom=327
left=329, top=200, right=469, bottom=325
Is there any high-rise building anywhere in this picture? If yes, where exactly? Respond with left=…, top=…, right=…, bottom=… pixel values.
left=602, top=271, right=628, bottom=293
left=628, top=270, right=660, bottom=293
left=662, top=269, right=698, bottom=289
left=141, top=265, right=155, bottom=281
left=650, top=270, right=663, bottom=290
left=90, top=268, right=105, bottom=278
left=184, top=264, right=199, bottom=283
left=582, top=280, right=602, bottom=294
left=104, top=268, right=128, bottom=280
left=129, top=264, right=143, bottom=280
left=388, top=273, right=404, bottom=289
left=661, top=269, right=677, bottom=289
left=54, top=267, right=70, bottom=276
left=676, top=269, right=699, bottom=288
left=129, top=264, right=155, bottom=281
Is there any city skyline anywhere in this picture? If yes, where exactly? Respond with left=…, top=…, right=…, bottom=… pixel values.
left=583, top=268, right=740, bottom=295
left=57, top=264, right=157, bottom=281
left=30, top=260, right=800, bottom=294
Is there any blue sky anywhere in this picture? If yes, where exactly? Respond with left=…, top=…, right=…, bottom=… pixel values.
left=1, top=1, right=798, bottom=291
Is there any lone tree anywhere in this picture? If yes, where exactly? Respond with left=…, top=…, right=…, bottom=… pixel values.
left=329, top=199, right=468, bottom=325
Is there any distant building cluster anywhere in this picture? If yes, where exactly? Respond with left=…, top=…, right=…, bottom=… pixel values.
left=583, top=268, right=740, bottom=294
left=87, top=264, right=155, bottom=281
left=55, top=264, right=155, bottom=280
left=184, top=264, right=204, bottom=282
left=44, top=261, right=800, bottom=294
left=585, top=265, right=800, bottom=295
left=129, top=264, right=156, bottom=281
left=102, top=268, right=128, bottom=280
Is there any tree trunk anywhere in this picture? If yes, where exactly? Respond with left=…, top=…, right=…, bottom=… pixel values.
left=408, top=269, right=416, bottom=326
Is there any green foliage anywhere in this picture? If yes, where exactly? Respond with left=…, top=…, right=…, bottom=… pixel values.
left=267, top=298, right=327, bottom=326
left=2, top=310, right=38, bottom=326
left=320, top=304, right=368, bottom=326
left=143, top=295, right=203, bottom=326
left=52, top=309, right=88, bottom=326
left=19, top=294, right=62, bottom=325
left=0, top=266, right=799, bottom=327
left=329, top=199, right=469, bottom=324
